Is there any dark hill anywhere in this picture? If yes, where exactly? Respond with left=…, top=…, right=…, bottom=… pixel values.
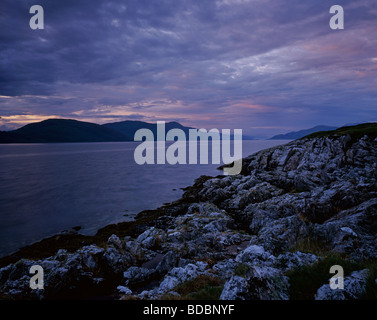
left=0, top=119, right=128, bottom=143
left=269, top=125, right=338, bottom=140
left=103, top=120, right=195, bottom=140
left=303, top=122, right=377, bottom=141
left=0, top=119, right=197, bottom=143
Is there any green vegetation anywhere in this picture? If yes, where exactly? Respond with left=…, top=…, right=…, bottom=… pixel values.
left=162, top=275, right=224, bottom=300
left=290, top=237, right=331, bottom=256
left=287, top=253, right=364, bottom=300
left=234, top=263, right=251, bottom=277
left=303, top=123, right=377, bottom=141
left=363, top=262, right=377, bottom=300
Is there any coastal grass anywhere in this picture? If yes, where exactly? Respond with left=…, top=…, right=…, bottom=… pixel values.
left=162, top=275, right=224, bottom=300
left=234, top=263, right=251, bottom=277
left=303, top=123, right=377, bottom=141
left=289, top=237, right=331, bottom=256
left=363, top=261, right=377, bottom=300
left=286, top=253, right=363, bottom=300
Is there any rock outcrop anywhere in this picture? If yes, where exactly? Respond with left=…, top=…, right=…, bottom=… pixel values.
left=1, top=133, right=376, bottom=300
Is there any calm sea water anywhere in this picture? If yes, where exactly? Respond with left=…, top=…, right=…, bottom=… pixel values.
left=0, top=140, right=289, bottom=258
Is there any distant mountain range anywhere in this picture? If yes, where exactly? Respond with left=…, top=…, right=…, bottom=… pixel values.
left=103, top=120, right=195, bottom=140
left=0, top=119, right=350, bottom=143
left=0, top=119, right=196, bottom=143
left=269, top=125, right=338, bottom=140
left=0, top=119, right=261, bottom=143
left=0, top=119, right=126, bottom=143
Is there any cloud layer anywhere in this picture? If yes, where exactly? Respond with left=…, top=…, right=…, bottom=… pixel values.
left=1, top=0, right=376, bottom=136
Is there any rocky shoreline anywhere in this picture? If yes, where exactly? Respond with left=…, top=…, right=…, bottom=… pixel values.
left=1, top=127, right=377, bottom=300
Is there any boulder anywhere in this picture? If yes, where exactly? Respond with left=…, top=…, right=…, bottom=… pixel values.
left=315, top=269, right=370, bottom=300
left=220, top=266, right=289, bottom=300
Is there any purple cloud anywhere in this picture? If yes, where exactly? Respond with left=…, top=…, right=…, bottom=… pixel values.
left=0, top=0, right=376, bottom=136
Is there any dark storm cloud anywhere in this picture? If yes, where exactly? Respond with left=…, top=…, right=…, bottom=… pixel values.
left=0, top=0, right=376, bottom=135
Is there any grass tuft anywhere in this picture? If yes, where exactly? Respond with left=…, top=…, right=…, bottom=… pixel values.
left=287, top=253, right=363, bottom=300
left=162, top=275, right=223, bottom=300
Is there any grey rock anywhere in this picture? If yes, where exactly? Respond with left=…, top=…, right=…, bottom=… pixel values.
left=157, top=262, right=208, bottom=295
left=117, top=285, right=132, bottom=295
left=275, top=251, right=319, bottom=272
left=108, top=234, right=123, bottom=249
left=315, top=269, right=370, bottom=300
left=156, top=250, right=180, bottom=274
left=124, top=240, right=145, bottom=261
left=340, top=227, right=357, bottom=238
left=123, top=266, right=152, bottom=286
left=220, top=266, right=289, bottom=300
left=203, top=219, right=228, bottom=233
left=313, top=198, right=377, bottom=261
left=235, top=245, right=275, bottom=267
left=103, top=247, right=134, bottom=274
left=212, top=259, right=237, bottom=280
left=136, top=227, right=166, bottom=250
left=219, top=276, right=249, bottom=300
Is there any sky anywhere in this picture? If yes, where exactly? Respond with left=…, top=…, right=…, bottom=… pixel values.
left=0, top=0, right=376, bottom=137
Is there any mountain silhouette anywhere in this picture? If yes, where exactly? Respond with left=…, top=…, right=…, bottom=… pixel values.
left=103, top=120, right=194, bottom=140
left=0, top=119, right=195, bottom=143
left=269, top=125, right=338, bottom=140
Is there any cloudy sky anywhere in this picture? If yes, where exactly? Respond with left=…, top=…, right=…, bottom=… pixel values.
left=0, top=0, right=376, bottom=137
